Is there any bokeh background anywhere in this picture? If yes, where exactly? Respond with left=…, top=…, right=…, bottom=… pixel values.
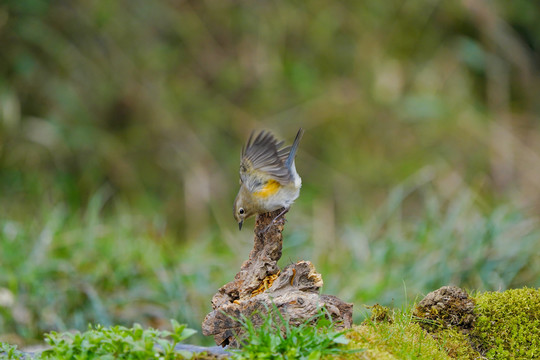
left=1, top=0, right=540, bottom=346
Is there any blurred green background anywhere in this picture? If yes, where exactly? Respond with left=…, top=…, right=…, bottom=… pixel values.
left=1, top=0, right=540, bottom=346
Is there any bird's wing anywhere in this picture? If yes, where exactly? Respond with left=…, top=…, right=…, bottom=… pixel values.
left=240, top=131, right=292, bottom=192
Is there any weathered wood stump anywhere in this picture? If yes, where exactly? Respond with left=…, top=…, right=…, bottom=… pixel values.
left=202, top=208, right=353, bottom=347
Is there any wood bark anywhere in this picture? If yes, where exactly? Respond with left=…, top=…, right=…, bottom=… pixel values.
left=202, top=209, right=353, bottom=347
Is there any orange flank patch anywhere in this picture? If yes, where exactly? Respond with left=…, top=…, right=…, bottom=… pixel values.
left=253, top=180, right=281, bottom=198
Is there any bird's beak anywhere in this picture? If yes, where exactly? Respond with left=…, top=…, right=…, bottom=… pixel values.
left=238, top=220, right=243, bottom=230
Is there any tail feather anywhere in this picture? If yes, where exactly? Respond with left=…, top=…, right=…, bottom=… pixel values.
left=285, top=128, right=304, bottom=169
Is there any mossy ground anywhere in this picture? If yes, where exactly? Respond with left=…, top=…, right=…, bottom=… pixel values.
left=334, top=322, right=453, bottom=359
left=327, top=309, right=477, bottom=360
left=2, top=288, right=539, bottom=359
left=473, top=288, right=540, bottom=359
left=330, top=287, right=540, bottom=360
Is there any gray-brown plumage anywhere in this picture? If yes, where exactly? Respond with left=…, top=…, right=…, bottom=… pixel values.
left=234, top=129, right=304, bottom=230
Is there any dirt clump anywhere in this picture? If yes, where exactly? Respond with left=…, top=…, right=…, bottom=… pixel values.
left=413, top=286, right=476, bottom=331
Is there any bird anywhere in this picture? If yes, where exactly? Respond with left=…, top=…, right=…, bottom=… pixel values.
left=233, top=128, right=304, bottom=230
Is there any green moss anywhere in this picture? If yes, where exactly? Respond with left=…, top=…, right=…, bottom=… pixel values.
left=472, top=287, right=540, bottom=359
left=337, top=288, right=540, bottom=359
left=331, top=314, right=453, bottom=360
left=430, top=328, right=479, bottom=359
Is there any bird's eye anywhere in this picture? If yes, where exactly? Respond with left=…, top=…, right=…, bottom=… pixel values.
left=239, top=208, right=245, bottom=215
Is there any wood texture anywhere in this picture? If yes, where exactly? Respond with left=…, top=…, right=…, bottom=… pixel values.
left=202, top=208, right=353, bottom=347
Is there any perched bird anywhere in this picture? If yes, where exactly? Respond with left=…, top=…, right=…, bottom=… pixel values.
left=233, top=128, right=304, bottom=230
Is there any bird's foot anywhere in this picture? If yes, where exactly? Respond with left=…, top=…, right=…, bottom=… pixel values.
left=258, top=208, right=290, bottom=235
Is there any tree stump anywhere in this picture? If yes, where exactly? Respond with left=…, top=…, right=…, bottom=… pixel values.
left=202, top=208, right=353, bottom=347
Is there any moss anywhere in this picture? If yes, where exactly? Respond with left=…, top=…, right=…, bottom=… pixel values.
left=472, top=287, right=540, bottom=359
left=330, top=287, right=540, bottom=359
left=430, top=328, right=480, bottom=359
left=330, top=321, right=453, bottom=359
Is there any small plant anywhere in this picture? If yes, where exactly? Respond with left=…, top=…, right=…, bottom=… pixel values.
left=0, top=342, right=26, bottom=360
left=365, top=304, right=394, bottom=324
left=231, top=305, right=359, bottom=360
left=39, top=319, right=197, bottom=359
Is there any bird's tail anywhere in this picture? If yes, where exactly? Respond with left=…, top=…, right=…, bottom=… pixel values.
left=285, top=128, right=304, bottom=169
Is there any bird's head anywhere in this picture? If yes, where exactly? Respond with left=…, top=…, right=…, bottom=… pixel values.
left=233, top=187, right=256, bottom=230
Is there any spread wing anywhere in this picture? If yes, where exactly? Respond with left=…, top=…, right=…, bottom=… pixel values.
left=239, top=130, right=292, bottom=192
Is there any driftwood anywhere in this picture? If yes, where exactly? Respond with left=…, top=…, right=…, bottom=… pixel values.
left=202, top=208, right=353, bottom=347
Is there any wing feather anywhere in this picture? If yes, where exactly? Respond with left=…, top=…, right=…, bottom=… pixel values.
left=240, top=130, right=292, bottom=190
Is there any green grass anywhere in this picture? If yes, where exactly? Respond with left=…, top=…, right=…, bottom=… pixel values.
left=0, top=306, right=459, bottom=359
left=0, top=191, right=236, bottom=345
left=2, top=288, right=540, bottom=358
left=1, top=178, right=540, bottom=347
left=0, top=309, right=461, bottom=359
left=341, top=314, right=455, bottom=359
left=231, top=307, right=357, bottom=360
left=290, top=172, right=540, bottom=308
left=1, top=0, right=539, bottom=356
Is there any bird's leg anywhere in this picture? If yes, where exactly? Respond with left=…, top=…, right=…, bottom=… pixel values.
left=260, top=207, right=290, bottom=234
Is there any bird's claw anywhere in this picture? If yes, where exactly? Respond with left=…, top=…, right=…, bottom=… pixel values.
left=257, top=208, right=290, bottom=235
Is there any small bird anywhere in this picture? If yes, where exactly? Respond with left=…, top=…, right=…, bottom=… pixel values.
left=233, top=128, right=304, bottom=230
